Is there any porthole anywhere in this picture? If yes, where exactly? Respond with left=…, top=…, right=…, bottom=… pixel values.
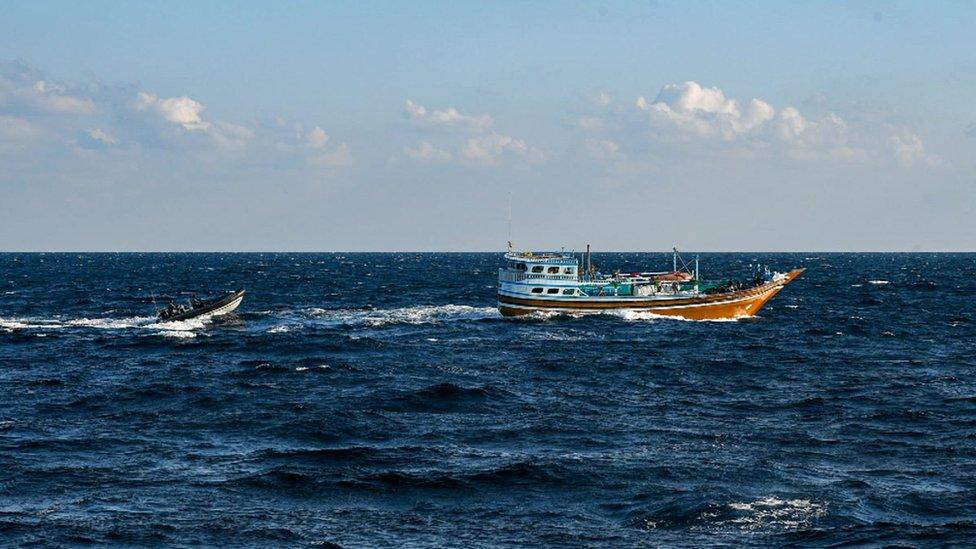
left=546, top=288, right=559, bottom=294
left=531, top=287, right=544, bottom=294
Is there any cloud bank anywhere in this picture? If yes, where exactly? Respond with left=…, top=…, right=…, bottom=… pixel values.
left=402, top=100, right=544, bottom=165
left=0, top=60, right=949, bottom=188
left=560, top=80, right=940, bottom=168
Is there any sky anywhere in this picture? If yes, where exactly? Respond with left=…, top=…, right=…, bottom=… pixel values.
left=1, top=1, right=974, bottom=251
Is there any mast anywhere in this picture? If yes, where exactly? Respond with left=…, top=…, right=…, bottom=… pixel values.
left=673, top=247, right=677, bottom=272
left=507, top=190, right=512, bottom=250
left=586, top=244, right=591, bottom=281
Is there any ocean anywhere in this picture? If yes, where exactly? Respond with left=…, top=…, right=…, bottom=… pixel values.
left=1, top=252, right=975, bottom=546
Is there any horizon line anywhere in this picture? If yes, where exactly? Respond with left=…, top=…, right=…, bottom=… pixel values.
left=2, top=250, right=975, bottom=254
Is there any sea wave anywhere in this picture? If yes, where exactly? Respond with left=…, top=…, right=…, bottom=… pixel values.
left=635, top=496, right=827, bottom=533
left=153, top=330, right=198, bottom=339
left=721, top=497, right=827, bottom=531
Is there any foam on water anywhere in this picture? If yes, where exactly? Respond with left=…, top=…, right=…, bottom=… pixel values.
left=65, top=316, right=156, bottom=329
left=154, top=329, right=198, bottom=339
left=0, top=315, right=153, bottom=330
left=4, top=252, right=976, bottom=547
left=615, top=309, right=744, bottom=322
left=723, top=497, right=828, bottom=531
left=305, top=304, right=500, bottom=327
left=1, top=314, right=207, bottom=334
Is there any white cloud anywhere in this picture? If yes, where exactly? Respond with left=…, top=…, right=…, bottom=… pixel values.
left=209, top=121, right=254, bottom=150
left=585, top=138, right=622, bottom=160
left=462, top=133, right=545, bottom=165
left=627, top=81, right=937, bottom=168
left=773, top=109, right=850, bottom=153
left=307, top=126, right=330, bottom=149
left=774, top=106, right=806, bottom=141
left=652, top=81, right=739, bottom=116
left=309, top=142, right=353, bottom=167
left=0, top=63, right=97, bottom=115
left=136, top=92, right=209, bottom=131
left=593, top=90, right=612, bottom=107
left=404, top=99, right=493, bottom=130
left=87, top=127, right=118, bottom=145
left=575, top=116, right=606, bottom=131
left=404, top=99, right=542, bottom=166
left=0, top=115, right=39, bottom=141
left=889, top=129, right=939, bottom=167
left=405, top=141, right=452, bottom=163
left=27, top=81, right=97, bottom=115
left=637, top=81, right=777, bottom=139
left=135, top=91, right=252, bottom=149
left=742, top=98, right=776, bottom=130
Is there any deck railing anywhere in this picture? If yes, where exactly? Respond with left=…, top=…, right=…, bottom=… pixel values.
left=498, top=270, right=578, bottom=282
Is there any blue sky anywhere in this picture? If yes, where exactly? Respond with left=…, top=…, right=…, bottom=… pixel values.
left=1, top=1, right=974, bottom=250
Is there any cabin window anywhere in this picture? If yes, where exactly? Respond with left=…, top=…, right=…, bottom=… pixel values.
left=546, top=288, right=559, bottom=294
left=531, top=287, right=544, bottom=294
left=547, top=266, right=560, bottom=274
left=531, top=266, right=544, bottom=273
left=562, top=288, right=576, bottom=295
left=516, top=263, right=527, bottom=271
left=563, top=267, right=575, bottom=274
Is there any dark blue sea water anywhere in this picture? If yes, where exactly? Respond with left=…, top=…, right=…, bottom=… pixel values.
left=2, top=253, right=975, bottom=547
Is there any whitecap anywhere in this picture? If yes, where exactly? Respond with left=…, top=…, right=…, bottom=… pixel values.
left=149, top=317, right=207, bottom=331
left=868, top=280, right=890, bottom=285
left=723, top=497, right=826, bottom=531
left=155, top=330, right=197, bottom=339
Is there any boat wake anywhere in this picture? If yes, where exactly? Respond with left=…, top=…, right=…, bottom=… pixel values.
left=0, top=314, right=209, bottom=337
left=300, top=304, right=501, bottom=328
left=3, top=303, right=749, bottom=337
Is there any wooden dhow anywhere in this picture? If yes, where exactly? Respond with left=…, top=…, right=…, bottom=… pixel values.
left=497, top=246, right=802, bottom=320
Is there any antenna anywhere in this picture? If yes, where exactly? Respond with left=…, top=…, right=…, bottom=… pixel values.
left=507, top=191, right=513, bottom=251
left=586, top=244, right=592, bottom=281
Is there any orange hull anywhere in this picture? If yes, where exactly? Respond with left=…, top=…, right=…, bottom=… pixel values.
left=498, top=269, right=804, bottom=320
